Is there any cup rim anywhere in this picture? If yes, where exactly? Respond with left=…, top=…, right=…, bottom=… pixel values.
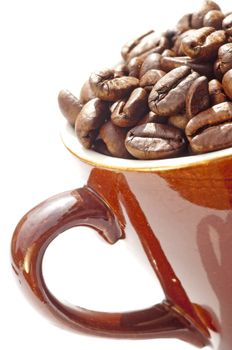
left=61, top=121, right=232, bottom=172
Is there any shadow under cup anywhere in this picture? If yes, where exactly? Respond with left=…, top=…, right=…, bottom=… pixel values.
left=11, top=123, right=232, bottom=350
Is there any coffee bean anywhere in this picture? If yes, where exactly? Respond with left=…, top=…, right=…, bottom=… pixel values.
left=111, top=88, right=148, bottom=127
left=125, top=123, right=186, bottom=159
left=209, top=79, right=227, bottom=105
left=213, top=59, right=223, bottom=81
left=222, top=13, right=232, bottom=40
left=222, top=69, right=232, bottom=100
left=121, top=31, right=169, bottom=62
left=161, top=56, right=214, bottom=78
left=75, top=98, right=110, bottom=148
left=172, top=29, right=196, bottom=56
left=58, top=89, right=83, bottom=126
left=203, top=10, right=224, bottom=29
left=191, top=0, right=221, bottom=29
left=181, top=27, right=226, bottom=60
left=89, top=69, right=139, bottom=101
left=139, top=53, right=162, bottom=78
left=186, top=102, right=232, bottom=153
left=186, top=76, right=210, bottom=119
left=139, top=69, right=166, bottom=91
left=149, top=66, right=199, bottom=116
left=168, top=114, right=189, bottom=130
left=218, top=43, right=232, bottom=74
left=80, top=80, right=95, bottom=104
left=176, top=13, right=193, bottom=34
left=99, top=121, right=132, bottom=158
left=127, top=57, right=144, bottom=78
left=92, top=139, right=112, bottom=156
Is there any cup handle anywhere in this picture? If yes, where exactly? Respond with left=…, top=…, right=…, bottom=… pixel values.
left=11, top=186, right=205, bottom=343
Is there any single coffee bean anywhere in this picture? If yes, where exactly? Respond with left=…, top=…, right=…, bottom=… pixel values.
left=137, top=111, right=167, bottom=125
left=127, top=56, right=144, bottom=78
left=191, top=0, right=221, bottom=29
left=80, top=80, right=95, bottom=104
left=176, top=13, right=193, bottom=34
left=222, top=14, right=232, bottom=40
left=172, top=29, right=196, bottom=56
left=75, top=98, right=110, bottom=149
left=111, top=88, right=148, bottom=127
left=218, top=43, right=232, bottom=74
left=213, top=59, right=223, bottom=81
left=121, top=31, right=169, bottom=62
left=208, top=79, right=227, bottom=105
left=99, top=120, right=132, bottom=158
left=168, top=114, right=189, bottom=130
left=161, top=56, right=214, bottom=78
left=203, top=10, right=224, bottom=29
left=149, top=66, right=199, bottom=116
left=139, top=53, right=162, bottom=78
left=89, top=69, right=139, bottom=101
left=125, top=123, right=186, bottom=159
left=139, top=69, right=166, bottom=91
left=186, top=102, right=232, bottom=153
left=58, top=89, right=83, bottom=127
left=181, top=27, right=226, bottom=60
left=186, top=76, right=210, bottom=119
left=114, top=63, right=129, bottom=78
left=222, top=69, right=232, bottom=100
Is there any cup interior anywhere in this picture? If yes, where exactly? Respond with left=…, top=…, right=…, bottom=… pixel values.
left=61, top=121, right=232, bottom=172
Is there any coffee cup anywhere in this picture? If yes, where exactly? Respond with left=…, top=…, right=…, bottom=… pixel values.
left=11, top=122, right=232, bottom=350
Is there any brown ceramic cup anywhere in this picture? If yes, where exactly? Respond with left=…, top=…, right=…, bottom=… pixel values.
left=11, top=123, right=232, bottom=350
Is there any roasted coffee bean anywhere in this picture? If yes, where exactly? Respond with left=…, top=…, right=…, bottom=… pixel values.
left=111, top=88, right=148, bottom=127
left=161, top=56, right=214, bottom=78
left=176, top=13, right=193, bottom=34
left=80, top=80, right=95, bottom=104
left=137, top=111, right=167, bottom=125
left=181, top=27, right=226, bottom=60
left=186, top=102, right=232, bottom=153
left=209, top=79, right=227, bottom=105
left=203, top=10, right=224, bottom=29
left=218, top=43, right=232, bottom=74
left=186, top=76, right=210, bottom=119
left=58, top=89, right=83, bottom=126
left=191, top=0, right=221, bottom=29
left=127, top=57, right=144, bottom=78
left=92, top=139, right=112, bottom=156
left=172, top=29, right=196, bottom=56
left=75, top=98, right=110, bottom=148
left=214, top=59, right=223, bottom=81
left=99, top=121, right=132, bottom=158
left=139, top=69, right=166, bottom=91
left=149, top=66, right=199, bottom=116
left=139, top=53, right=162, bottom=78
left=125, top=123, right=186, bottom=159
left=121, top=31, right=169, bottom=62
left=222, top=69, right=232, bottom=100
left=89, top=69, right=139, bottom=101
left=114, top=63, right=129, bottom=78
left=168, top=114, right=189, bottom=130
left=222, top=13, right=232, bottom=40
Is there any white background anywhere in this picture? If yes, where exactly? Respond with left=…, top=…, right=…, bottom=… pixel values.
left=0, top=1, right=230, bottom=349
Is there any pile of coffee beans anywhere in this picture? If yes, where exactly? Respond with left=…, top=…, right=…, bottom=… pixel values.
left=58, top=0, right=232, bottom=160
